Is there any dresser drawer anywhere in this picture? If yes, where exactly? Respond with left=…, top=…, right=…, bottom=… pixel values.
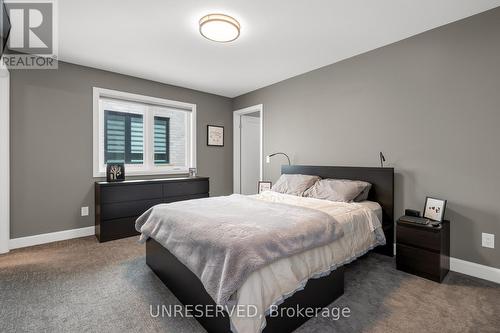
left=163, top=180, right=209, bottom=197
left=99, top=217, right=140, bottom=242
left=101, top=198, right=163, bottom=220
left=164, top=193, right=209, bottom=203
left=396, top=244, right=441, bottom=280
left=101, top=184, right=162, bottom=204
left=397, top=223, right=441, bottom=252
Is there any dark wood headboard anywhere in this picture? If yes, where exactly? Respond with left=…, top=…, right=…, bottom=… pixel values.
left=282, top=165, right=394, bottom=257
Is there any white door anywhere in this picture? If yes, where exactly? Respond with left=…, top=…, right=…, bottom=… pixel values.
left=240, top=115, right=260, bottom=194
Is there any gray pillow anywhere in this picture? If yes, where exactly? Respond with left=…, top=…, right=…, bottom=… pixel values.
left=271, top=174, right=320, bottom=196
left=304, top=179, right=371, bottom=202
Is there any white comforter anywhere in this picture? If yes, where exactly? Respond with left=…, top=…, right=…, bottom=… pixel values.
left=230, top=191, right=385, bottom=333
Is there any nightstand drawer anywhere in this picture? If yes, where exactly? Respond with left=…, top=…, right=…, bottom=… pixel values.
left=397, top=223, right=441, bottom=251
left=396, top=244, right=441, bottom=280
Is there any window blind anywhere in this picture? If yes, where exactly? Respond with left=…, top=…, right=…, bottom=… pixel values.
left=104, top=110, right=144, bottom=164
left=154, top=116, right=170, bottom=164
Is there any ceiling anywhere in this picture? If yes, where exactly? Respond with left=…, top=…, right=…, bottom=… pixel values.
left=59, top=0, right=500, bottom=98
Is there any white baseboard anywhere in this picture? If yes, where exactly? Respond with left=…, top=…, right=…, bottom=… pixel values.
left=9, top=226, right=95, bottom=250
left=450, top=257, right=500, bottom=284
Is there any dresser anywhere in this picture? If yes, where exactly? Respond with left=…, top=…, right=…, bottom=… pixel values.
left=396, top=219, right=450, bottom=282
left=95, top=177, right=209, bottom=242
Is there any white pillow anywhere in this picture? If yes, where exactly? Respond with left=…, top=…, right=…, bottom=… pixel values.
left=271, top=174, right=320, bottom=196
left=353, top=183, right=372, bottom=202
left=304, top=179, right=371, bottom=202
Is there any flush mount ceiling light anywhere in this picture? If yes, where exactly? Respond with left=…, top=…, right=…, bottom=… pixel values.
left=199, top=14, right=240, bottom=43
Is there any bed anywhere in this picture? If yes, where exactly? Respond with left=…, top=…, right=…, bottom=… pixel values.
left=139, top=165, right=394, bottom=333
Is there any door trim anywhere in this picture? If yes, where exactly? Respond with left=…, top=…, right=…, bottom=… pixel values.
left=0, top=62, right=10, bottom=254
left=233, top=104, right=263, bottom=194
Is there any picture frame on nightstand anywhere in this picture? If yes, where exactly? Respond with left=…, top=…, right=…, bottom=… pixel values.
left=423, top=197, right=447, bottom=222
left=258, top=181, right=272, bottom=193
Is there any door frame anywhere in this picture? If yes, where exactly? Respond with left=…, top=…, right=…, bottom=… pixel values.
left=0, top=62, right=10, bottom=254
left=233, top=104, right=263, bottom=194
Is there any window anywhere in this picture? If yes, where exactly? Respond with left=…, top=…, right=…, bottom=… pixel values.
left=93, top=88, right=196, bottom=177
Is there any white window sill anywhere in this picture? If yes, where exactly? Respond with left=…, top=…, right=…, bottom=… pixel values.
left=93, top=169, right=190, bottom=178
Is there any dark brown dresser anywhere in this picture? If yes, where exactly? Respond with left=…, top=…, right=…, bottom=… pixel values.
left=95, top=177, right=209, bottom=242
left=396, top=219, right=450, bottom=282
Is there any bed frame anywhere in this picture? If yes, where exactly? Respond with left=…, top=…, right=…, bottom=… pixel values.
left=145, top=165, right=394, bottom=333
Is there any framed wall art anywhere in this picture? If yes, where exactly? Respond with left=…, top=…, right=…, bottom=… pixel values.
left=207, top=125, right=224, bottom=147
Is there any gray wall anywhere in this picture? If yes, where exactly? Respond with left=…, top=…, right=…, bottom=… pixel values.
left=233, top=8, right=500, bottom=268
left=10, top=61, right=233, bottom=238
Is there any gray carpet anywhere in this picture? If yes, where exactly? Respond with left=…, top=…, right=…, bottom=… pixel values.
left=0, top=236, right=498, bottom=333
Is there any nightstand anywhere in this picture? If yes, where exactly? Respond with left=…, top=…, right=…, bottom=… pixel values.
left=396, top=219, right=450, bottom=282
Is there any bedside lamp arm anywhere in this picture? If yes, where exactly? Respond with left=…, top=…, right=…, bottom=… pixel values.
left=267, top=152, right=291, bottom=165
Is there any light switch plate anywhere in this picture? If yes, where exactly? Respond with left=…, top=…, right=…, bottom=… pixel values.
left=81, top=206, right=89, bottom=217
left=482, top=233, right=495, bottom=249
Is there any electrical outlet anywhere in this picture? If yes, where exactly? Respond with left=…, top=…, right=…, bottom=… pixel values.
left=482, top=233, right=495, bottom=249
left=81, top=206, right=89, bottom=217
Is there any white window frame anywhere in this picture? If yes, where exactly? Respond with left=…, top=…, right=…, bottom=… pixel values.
left=93, top=87, right=196, bottom=177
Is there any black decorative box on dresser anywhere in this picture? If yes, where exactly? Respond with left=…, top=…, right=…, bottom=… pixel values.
left=396, top=220, right=450, bottom=282
left=95, top=177, right=209, bottom=242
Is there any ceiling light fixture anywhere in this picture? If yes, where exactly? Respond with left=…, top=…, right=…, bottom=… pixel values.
left=199, top=14, right=240, bottom=43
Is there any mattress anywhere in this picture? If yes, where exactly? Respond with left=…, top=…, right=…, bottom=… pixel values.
left=230, top=191, right=385, bottom=333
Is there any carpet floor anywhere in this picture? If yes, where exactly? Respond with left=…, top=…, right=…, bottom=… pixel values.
left=0, top=236, right=498, bottom=333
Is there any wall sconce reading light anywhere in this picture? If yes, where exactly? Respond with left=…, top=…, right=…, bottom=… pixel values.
left=266, top=152, right=291, bottom=165
left=380, top=152, right=386, bottom=168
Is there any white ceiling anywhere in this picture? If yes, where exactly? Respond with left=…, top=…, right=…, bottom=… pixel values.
left=59, top=0, right=500, bottom=98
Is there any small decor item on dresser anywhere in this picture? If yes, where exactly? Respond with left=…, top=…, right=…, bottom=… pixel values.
left=258, top=181, right=272, bottom=193
left=189, top=168, right=197, bottom=177
left=207, top=125, right=224, bottom=146
left=423, top=197, right=447, bottom=222
left=106, top=163, right=125, bottom=182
